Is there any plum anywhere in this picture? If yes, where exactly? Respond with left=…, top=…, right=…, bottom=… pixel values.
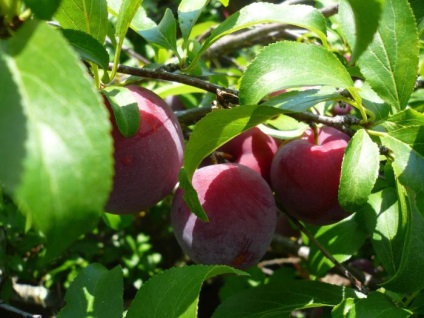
left=270, top=126, right=350, bottom=225
left=171, top=163, right=277, bottom=269
left=207, top=127, right=279, bottom=183
left=105, top=86, right=185, bottom=214
left=331, top=103, right=352, bottom=116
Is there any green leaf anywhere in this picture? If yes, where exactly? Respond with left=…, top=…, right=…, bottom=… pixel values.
left=102, top=86, right=140, bottom=137
left=139, top=8, right=179, bottom=56
left=339, top=129, right=380, bottom=212
left=381, top=135, right=424, bottom=205
left=360, top=188, right=404, bottom=276
left=115, top=0, right=144, bottom=44
left=23, top=0, right=61, bottom=20
left=102, top=213, right=133, bottom=230
left=55, top=0, right=108, bottom=44
left=125, top=265, right=246, bottom=318
left=62, top=29, right=110, bottom=69
left=382, top=183, right=424, bottom=293
left=308, top=214, right=368, bottom=277
left=155, top=83, right=204, bottom=99
left=213, top=280, right=364, bottom=318
left=387, top=126, right=424, bottom=157
left=383, top=108, right=424, bottom=129
left=239, top=41, right=354, bottom=105
left=358, top=81, right=391, bottom=123
left=93, top=266, right=123, bottom=318
left=345, top=292, right=412, bottom=317
left=0, top=21, right=113, bottom=257
left=58, top=264, right=123, bottom=318
left=262, top=87, right=343, bottom=112
left=178, top=0, right=209, bottom=45
left=356, top=0, right=419, bottom=111
left=107, top=1, right=156, bottom=34
left=189, top=3, right=328, bottom=69
left=409, top=0, right=424, bottom=37
left=180, top=105, right=284, bottom=221
left=339, top=0, right=384, bottom=63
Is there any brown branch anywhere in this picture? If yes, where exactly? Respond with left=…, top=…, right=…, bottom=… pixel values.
left=113, top=65, right=361, bottom=132
left=205, top=4, right=339, bottom=59
left=174, top=103, right=360, bottom=133
left=112, top=64, right=239, bottom=99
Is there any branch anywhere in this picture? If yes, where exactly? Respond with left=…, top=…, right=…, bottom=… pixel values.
left=205, top=4, right=339, bottom=59
left=285, top=213, right=368, bottom=294
left=113, top=64, right=239, bottom=100
left=113, top=65, right=361, bottom=132
left=0, top=302, right=41, bottom=318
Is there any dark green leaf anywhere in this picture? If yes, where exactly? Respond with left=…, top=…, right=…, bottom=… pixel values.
left=360, top=188, right=404, bottom=275
left=178, top=0, right=208, bottom=45
left=410, top=290, right=424, bottom=315
left=262, top=87, right=343, bottom=112
left=356, top=0, right=419, bottom=110
left=62, top=29, right=109, bottom=69
left=239, top=41, right=354, bottom=106
left=180, top=105, right=284, bottom=221
left=345, top=292, right=412, bottom=317
left=58, top=264, right=123, bottom=318
left=339, top=0, right=384, bottom=63
left=213, top=280, right=364, bottom=318
left=126, top=265, right=246, bottom=318
left=23, top=0, right=61, bottom=19
left=189, top=3, right=328, bottom=69
left=409, top=0, right=424, bottom=37
left=139, top=8, right=179, bottom=55
left=0, top=21, right=113, bottom=257
left=339, top=129, right=380, bottom=212
left=93, top=266, right=123, bottom=318
left=382, top=184, right=424, bottom=293
left=55, top=0, right=108, bottom=44
left=102, top=86, right=140, bottom=137
left=308, top=214, right=368, bottom=277
left=381, top=135, right=424, bottom=204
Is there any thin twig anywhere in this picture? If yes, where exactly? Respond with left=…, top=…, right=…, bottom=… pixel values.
left=112, top=64, right=239, bottom=99
left=0, top=302, right=41, bottom=318
left=285, top=214, right=368, bottom=294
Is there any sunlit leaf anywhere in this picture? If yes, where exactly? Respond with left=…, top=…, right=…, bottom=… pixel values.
left=356, top=0, right=419, bottom=110
left=239, top=41, right=354, bottom=105
left=0, top=21, right=113, bottom=257
left=55, top=0, right=108, bottom=44
left=339, top=0, right=384, bottom=63
left=339, top=129, right=380, bottom=212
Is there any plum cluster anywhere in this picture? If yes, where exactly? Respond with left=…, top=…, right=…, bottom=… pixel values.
left=103, top=86, right=351, bottom=269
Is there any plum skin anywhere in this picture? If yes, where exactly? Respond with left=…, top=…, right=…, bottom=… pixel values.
left=171, top=163, right=277, bottom=269
left=105, top=86, right=185, bottom=214
left=331, top=103, right=352, bottom=116
left=270, top=126, right=350, bottom=225
left=217, top=127, right=279, bottom=183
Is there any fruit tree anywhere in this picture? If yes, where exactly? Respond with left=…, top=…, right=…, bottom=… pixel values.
left=1, top=0, right=424, bottom=317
